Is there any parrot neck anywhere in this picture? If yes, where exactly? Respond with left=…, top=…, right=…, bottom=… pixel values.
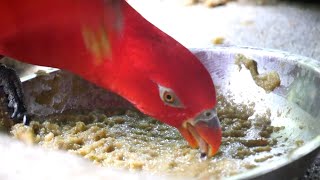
left=0, top=1, right=179, bottom=120
left=84, top=0, right=175, bottom=95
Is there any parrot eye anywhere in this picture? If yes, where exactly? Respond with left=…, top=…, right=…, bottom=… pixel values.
left=163, top=91, right=174, bottom=103
left=158, top=85, right=184, bottom=108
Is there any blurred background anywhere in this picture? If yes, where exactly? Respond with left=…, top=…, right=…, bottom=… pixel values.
left=127, top=0, right=320, bottom=61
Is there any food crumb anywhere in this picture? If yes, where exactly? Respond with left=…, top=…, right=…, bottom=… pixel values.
left=184, top=0, right=198, bottom=5
left=240, top=20, right=254, bottom=26
left=235, top=54, right=281, bottom=93
left=253, top=146, right=271, bottom=152
left=185, top=0, right=232, bottom=7
left=243, top=163, right=257, bottom=169
left=295, top=140, right=304, bottom=147
left=35, top=70, right=49, bottom=76
left=44, top=132, right=54, bottom=142
left=11, top=124, right=38, bottom=145
left=212, top=37, right=225, bottom=45
left=130, top=161, right=144, bottom=170
left=254, top=155, right=273, bottom=163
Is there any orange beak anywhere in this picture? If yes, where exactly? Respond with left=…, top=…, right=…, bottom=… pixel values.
left=178, top=108, right=222, bottom=158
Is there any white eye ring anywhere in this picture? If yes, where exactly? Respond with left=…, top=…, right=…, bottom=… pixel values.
left=158, top=84, right=185, bottom=108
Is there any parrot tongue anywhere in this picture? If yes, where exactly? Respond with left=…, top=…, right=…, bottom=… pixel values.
left=186, top=123, right=210, bottom=157
left=178, top=109, right=222, bottom=158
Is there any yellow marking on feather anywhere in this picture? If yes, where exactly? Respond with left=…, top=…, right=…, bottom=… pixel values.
left=82, top=25, right=112, bottom=65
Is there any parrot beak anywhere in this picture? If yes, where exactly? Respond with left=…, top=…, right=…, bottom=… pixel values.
left=178, top=108, right=222, bottom=158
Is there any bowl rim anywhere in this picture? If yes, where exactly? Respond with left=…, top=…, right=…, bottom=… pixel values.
left=191, top=46, right=320, bottom=180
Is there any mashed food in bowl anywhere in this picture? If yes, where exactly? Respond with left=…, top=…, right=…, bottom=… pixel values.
left=3, top=94, right=290, bottom=179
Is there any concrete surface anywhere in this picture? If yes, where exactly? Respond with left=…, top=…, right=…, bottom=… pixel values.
left=128, top=0, right=320, bottom=61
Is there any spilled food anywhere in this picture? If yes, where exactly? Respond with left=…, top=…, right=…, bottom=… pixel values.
left=235, top=54, right=281, bottom=93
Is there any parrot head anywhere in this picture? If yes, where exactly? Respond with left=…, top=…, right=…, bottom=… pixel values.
left=114, top=43, right=222, bottom=157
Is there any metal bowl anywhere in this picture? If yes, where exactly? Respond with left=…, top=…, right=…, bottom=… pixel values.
left=3, top=47, right=320, bottom=179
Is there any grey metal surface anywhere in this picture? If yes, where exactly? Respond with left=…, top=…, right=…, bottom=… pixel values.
left=18, top=47, right=320, bottom=179
left=196, top=47, right=320, bottom=179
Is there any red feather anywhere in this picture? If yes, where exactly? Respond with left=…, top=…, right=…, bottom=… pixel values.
left=0, top=1, right=221, bottom=156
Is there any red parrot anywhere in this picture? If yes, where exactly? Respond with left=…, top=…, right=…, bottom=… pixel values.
left=0, top=0, right=221, bottom=157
